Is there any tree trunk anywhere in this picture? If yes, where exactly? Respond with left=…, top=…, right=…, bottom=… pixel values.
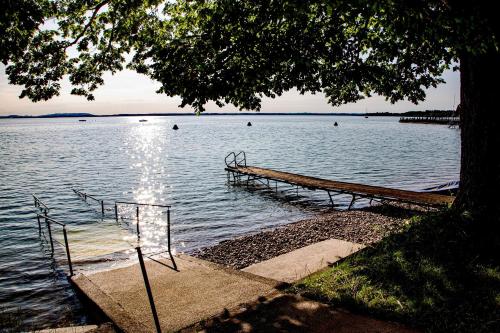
left=454, top=50, right=500, bottom=226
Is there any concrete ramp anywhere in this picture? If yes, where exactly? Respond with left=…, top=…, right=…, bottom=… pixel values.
left=71, top=254, right=278, bottom=332
left=242, top=239, right=365, bottom=283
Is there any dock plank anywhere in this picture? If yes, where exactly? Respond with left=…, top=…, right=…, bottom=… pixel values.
left=226, top=166, right=454, bottom=207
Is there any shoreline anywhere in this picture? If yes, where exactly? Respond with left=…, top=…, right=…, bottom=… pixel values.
left=192, top=204, right=429, bottom=270
left=0, top=110, right=454, bottom=119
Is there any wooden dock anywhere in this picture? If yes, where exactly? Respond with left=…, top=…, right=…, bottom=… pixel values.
left=399, top=116, right=460, bottom=126
left=225, top=152, right=454, bottom=208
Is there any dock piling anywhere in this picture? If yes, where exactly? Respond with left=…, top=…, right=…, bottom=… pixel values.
left=348, top=195, right=356, bottom=210
left=327, top=191, right=334, bottom=207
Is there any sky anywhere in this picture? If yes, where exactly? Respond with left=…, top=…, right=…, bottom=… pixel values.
left=0, top=64, right=460, bottom=116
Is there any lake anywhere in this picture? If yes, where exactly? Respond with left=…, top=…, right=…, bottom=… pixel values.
left=0, top=115, right=460, bottom=330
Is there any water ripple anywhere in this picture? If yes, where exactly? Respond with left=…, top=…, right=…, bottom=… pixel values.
left=0, top=116, right=460, bottom=330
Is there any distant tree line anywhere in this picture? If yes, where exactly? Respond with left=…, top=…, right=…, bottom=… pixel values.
left=368, top=110, right=456, bottom=117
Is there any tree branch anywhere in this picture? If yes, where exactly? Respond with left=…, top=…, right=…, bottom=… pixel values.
left=64, top=0, right=110, bottom=50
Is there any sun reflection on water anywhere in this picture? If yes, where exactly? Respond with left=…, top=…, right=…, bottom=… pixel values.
left=121, top=121, right=175, bottom=256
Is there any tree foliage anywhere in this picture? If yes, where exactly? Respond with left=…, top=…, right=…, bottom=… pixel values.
left=1, top=1, right=497, bottom=111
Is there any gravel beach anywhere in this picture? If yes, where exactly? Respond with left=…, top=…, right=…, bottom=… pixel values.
left=192, top=204, right=428, bottom=269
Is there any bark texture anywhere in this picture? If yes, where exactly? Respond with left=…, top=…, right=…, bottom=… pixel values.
left=455, top=51, right=500, bottom=225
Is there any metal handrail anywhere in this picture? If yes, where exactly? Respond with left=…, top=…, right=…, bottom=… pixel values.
left=115, top=201, right=171, bottom=208
left=235, top=151, right=247, bottom=167
left=31, top=196, right=169, bottom=330
left=33, top=194, right=50, bottom=212
left=114, top=201, right=173, bottom=264
left=71, top=191, right=176, bottom=276
left=225, top=152, right=236, bottom=167
left=72, top=190, right=172, bottom=251
left=36, top=213, right=65, bottom=226
left=35, top=212, right=73, bottom=276
left=73, top=189, right=105, bottom=214
left=32, top=196, right=167, bottom=331
left=73, top=189, right=100, bottom=203
left=225, top=151, right=246, bottom=168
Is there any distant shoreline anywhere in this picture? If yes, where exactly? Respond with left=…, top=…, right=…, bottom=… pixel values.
left=0, top=110, right=454, bottom=119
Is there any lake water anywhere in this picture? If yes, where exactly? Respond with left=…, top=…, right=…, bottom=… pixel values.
left=0, top=115, right=460, bottom=330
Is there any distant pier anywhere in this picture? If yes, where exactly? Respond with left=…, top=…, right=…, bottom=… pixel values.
left=399, top=116, right=460, bottom=126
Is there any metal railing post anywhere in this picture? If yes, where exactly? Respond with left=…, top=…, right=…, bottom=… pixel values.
left=45, top=212, right=54, bottom=254
left=63, top=227, right=73, bottom=276
left=37, top=214, right=41, bottom=234
left=136, top=247, right=162, bottom=333
left=136, top=206, right=140, bottom=237
left=167, top=209, right=171, bottom=255
left=101, top=200, right=105, bottom=215
left=115, top=203, right=118, bottom=221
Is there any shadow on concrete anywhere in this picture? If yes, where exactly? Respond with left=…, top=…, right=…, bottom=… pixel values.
left=146, top=252, right=178, bottom=271
left=197, top=294, right=414, bottom=333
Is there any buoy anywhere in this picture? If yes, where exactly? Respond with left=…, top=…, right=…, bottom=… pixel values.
left=173, top=124, right=179, bottom=130
left=334, top=122, right=338, bottom=126
left=247, top=121, right=252, bottom=126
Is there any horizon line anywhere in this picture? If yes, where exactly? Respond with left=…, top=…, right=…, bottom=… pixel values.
left=0, top=110, right=455, bottom=119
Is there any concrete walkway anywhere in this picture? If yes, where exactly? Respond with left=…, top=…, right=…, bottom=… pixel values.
left=71, top=240, right=415, bottom=332
left=242, top=238, right=365, bottom=283
left=71, top=254, right=280, bottom=333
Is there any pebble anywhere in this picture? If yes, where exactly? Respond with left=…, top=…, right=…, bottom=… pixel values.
left=192, top=204, right=430, bottom=269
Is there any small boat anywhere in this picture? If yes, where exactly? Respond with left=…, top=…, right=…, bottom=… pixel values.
left=365, top=116, right=368, bottom=118
left=139, top=119, right=148, bottom=122
left=78, top=119, right=87, bottom=122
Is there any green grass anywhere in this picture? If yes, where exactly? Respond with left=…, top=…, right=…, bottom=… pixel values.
left=291, top=210, right=500, bottom=332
